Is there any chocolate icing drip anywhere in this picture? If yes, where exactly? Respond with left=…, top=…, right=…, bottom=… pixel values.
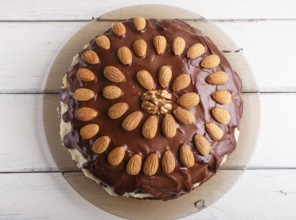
left=60, top=19, right=243, bottom=200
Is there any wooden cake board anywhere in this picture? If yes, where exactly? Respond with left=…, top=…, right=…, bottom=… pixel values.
left=43, top=4, right=260, bottom=219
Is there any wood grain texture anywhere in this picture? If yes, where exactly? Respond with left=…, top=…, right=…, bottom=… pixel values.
left=0, top=93, right=295, bottom=172
left=0, top=170, right=295, bottom=219
left=0, top=0, right=296, bottom=20
left=1, top=21, right=296, bottom=93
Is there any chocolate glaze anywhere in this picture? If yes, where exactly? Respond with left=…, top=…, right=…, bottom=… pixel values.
left=60, top=19, right=243, bottom=200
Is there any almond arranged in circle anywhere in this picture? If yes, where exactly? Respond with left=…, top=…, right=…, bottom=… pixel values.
left=206, top=123, right=224, bottom=141
left=133, top=17, right=146, bottom=31
left=180, top=144, right=195, bottom=168
left=158, top=65, right=172, bottom=88
left=108, top=102, right=129, bottom=119
left=187, top=43, right=205, bottom=59
left=162, top=114, right=177, bottom=138
left=211, top=90, right=232, bottom=104
left=73, top=88, right=95, bottom=101
left=153, top=35, right=167, bottom=55
left=76, top=68, right=95, bottom=82
left=103, top=66, right=126, bottom=83
left=173, top=109, right=194, bottom=125
left=76, top=107, right=98, bottom=121
left=142, top=116, right=158, bottom=139
left=194, top=134, right=211, bottom=156
left=211, top=108, right=231, bottom=124
left=108, top=146, right=125, bottom=166
left=82, top=49, right=100, bottom=64
left=162, top=150, right=175, bottom=174
left=177, top=92, right=200, bottom=108
left=136, top=70, right=155, bottom=90
left=143, top=153, right=159, bottom=176
left=126, top=154, right=142, bottom=175
left=172, top=37, right=186, bottom=56
left=92, top=136, right=111, bottom=154
left=206, top=71, right=229, bottom=85
left=95, top=35, right=111, bottom=50
left=117, top=46, right=132, bottom=65
left=201, top=54, right=220, bottom=69
left=122, top=111, right=143, bottom=131
left=133, top=39, right=147, bottom=57
left=172, top=74, right=191, bottom=91
left=80, top=124, right=99, bottom=140
left=112, top=22, right=126, bottom=37
left=102, top=85, right=122, bottom=99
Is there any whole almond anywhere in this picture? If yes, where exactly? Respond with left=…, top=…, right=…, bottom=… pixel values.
left=108, top=102, right=129, bottom=119
left=76, top=107, right=98, bottom=121
left=133, top=17, right=146, bottom=31
left=92, top=136, right=111, bottom=154
left=173, top=109, right=194, bottom=125
left=126, top=154, right=142, bottom=175
left=180, top=144, right=195, bottom=168
left=177, top=92, right=200, bottom=108
left=211, top=107, right=231, bottom=124
left=194, top=134, right=211, bottom=156
left=162, top=150, right=175, bottom=174
left=162, top=114, right=177, bottom=138
left=153, top=35, right=167, bottom=55
left=117, top=46, right=132, bottom=65
left=136, top=70, right=155, bottom=90
left=187, top=43, right=205, bottom=59
left=142, top=116, right=158, bottom=139
left=133, top=39, right=147, bottom=57
left=172, top=74, right=191, bottom=91
left=102, top=85, right=122, bottom=99
left=82, top=49, right=100, bottom=64
left=172, top=37, right=186, bottom=56
left=76, top=68, right=95, bottom=82
left=103, top=66, right=126, bottom=83
left=80, top=124, right=99, bottom=140
left=206, top=71, right=229, bottom=85
left=122, top=111, right=143, bottom=131
left=211, top=90, right=232, bottom=104
left=95, top=35, right=111, bottom=50
left=143, top=153, right=159, bottom=176
left=201, top=54, right=221, bottom=69
left=158, top=65, right=172, bottom=88
left=206, top=123, right=224, bottom=141
left=108, top=146, right=125, bottom=166
left=112, top=22, right=126, bottom=37
left=73, top=88, right=95, bottom=101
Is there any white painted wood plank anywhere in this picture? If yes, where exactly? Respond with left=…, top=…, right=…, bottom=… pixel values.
left=0, top=93, right=295, bottom=171
left=0, top=21, right=295, bottom=93
left=0, top=170, right=295, bottom=219
left=1, top=0, right=296, bottom=20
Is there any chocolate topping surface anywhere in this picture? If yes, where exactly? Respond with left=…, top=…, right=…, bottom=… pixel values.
left=60, top=18, right=243, bottom=200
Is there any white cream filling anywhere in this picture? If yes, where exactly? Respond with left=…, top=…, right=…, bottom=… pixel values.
left=59, top=45, right=240, bottom=199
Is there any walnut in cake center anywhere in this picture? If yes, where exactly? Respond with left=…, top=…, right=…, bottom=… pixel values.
left=141, top=89, right=172, bottom=115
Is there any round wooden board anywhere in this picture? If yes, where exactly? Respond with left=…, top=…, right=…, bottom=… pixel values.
left=44, top=4, right=260, bottom=219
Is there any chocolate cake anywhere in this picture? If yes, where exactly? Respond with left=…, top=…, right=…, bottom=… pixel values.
left=59, top=17, right=243, bottom=201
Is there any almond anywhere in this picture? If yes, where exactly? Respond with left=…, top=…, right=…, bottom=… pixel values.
left=126, top=154, right=142, bottom=175
left=92, top=136, right=111, bottom=154
left=172, top=37, right=186, bottom=56
left=162, top=150, right=175, bottom=174
left=95, top=35, right=110, bottom=50
left=211, top=107, right=231, bottom=124
left=153, top=35, right=167, bottom=55
left=122, top=111, right=143, bottom=131
left=76, top=68, right=95, bottom=82
left=180, top=144, right=195, bottom=168
left=133, top=17, right=146, bottom=31
left=187, top=43, right=205, bottom=59
left=143, top=153, right=159, bottom=176
left=133, top=39, right=147, bottom=57
left=142, top=116, right=158, bottom=139
left=173, top=109, right=194, bottom=125
left=107, top=146, right=125, bottom=166
left=172, top=74, right=191, bottom=91
left=103, top=66, right=126, bottom=83
left=177, top=92, right=200, bottom=108
left=117, top=46, right=132, bottom=65
left=108, top=102, right=129, bottom=119
left=158, top=65, right=172, bottom=88
left=76, top=107, right=98, bottom=121
left=201, top=54, right=220, bottom=69
left=162, top=114, right=177, bottom=138
left=194, top=134, right=211, bottom=156
left=82, top=49, right=100, bottom=64
left=206, top=71, right=229, bottom=85
left=211, top=90, right=232, bottom=104
left=136, top=70, right=155, bottom=90
left=80, top=124, right=99, bottom=140
left=102, top=85, right=122, bottom=99
left=206, top=123, right=224, bottom=141
left=112, top=22, right=126, bottom=37
left=73, top=88, right=95, bottom=101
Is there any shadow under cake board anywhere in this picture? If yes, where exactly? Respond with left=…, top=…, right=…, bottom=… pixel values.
left=43, top=4, right=260, bottom=219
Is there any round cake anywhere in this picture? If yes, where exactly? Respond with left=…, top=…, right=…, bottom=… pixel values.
left=60, top=17, right=243, bottom=201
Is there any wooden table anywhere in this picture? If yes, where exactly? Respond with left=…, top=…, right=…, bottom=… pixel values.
left=1, top=1, right=296, bottom=219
